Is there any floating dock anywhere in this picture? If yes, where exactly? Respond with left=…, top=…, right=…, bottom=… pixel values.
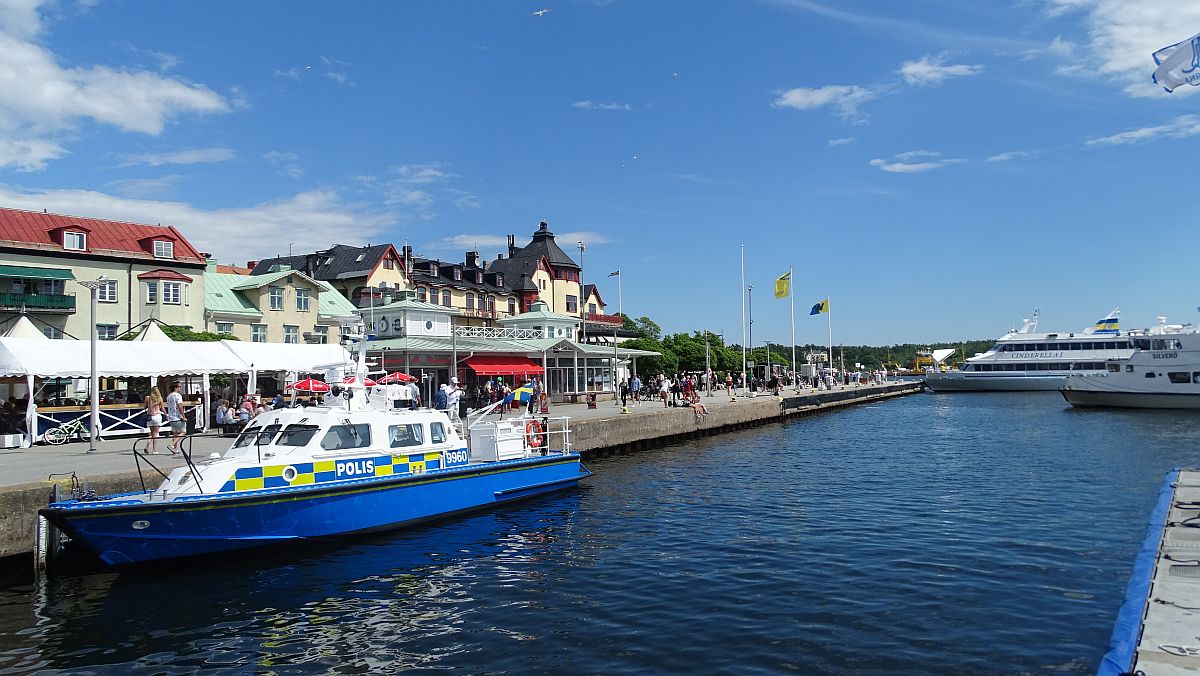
left=1100, top=469, right=1200, bottom=675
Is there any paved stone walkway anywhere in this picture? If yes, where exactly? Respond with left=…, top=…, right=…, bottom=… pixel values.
left=0, top=381, right=901, bottom=487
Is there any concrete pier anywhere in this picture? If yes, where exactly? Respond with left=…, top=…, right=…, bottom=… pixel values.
left=1101, top=469, right=1200, bottom=675
left=0, top=380, right=922, bottom=570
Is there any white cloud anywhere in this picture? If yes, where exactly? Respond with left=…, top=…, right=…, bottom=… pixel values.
left=1068, top=0, right=1200, bottom=96
left=104, top=174, right=183, bottom=198
left=428, top=234, right=511, bottom=251
left=1021, top=35, right=1077, bottom=61
left=0, top=184, right=393, bottom=261
left=116, top=147, right=235, bottom=167
left=355, top=162, right=479, bottom=211
left=827, top=137, right=856, bottom=146
left=572, top=100, right=633, bottom=111
left=669, top=172, right=720, bottom=184
left=986, top=150, right=1034, bottom=162
left=558, top=230, right=610, bottom=246
left=1086, top=114, right=1200, bottom=146
left=869, top=151, right=965, bottom=173
left=325, top=71, right=356, bottom=87
left=0, top=2, right=229, bottom=171
left=773, top=84, right=879, bottom=122
left=899, top=55, right=984, bottom=86
left=1044, top=0, right=1094, bottom=18
left=263, top=151, right=304, bottom=178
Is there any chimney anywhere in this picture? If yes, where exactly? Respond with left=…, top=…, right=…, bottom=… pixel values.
left=507, top=234, right=517, bottom=257
left=465, top=250, right=479, bottom=268
left=401, top=245, right=413, bottom=259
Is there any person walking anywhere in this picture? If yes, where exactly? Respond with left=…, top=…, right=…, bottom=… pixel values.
left=165, top=382, right=185, bottom=454
left=630, top=374, right=641, bottom=403
left=725, top=373, right=733, bottom=397
left=446, top=377, right=463, bottom=423
left=144, top=387, right=164, bottom=454
left=619, top=379, right=629, bottom=407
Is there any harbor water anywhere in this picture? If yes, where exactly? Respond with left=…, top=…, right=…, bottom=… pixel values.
left=2, top=391, right=1198, bottom=674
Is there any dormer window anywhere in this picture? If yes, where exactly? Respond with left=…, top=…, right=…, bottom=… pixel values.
left=63, top=231, right=86, bottom=251
left=496, top=274, right=504, bottom=287
left=453, top=267, right=461, bottom=281
left=476, top=272, right=482, bottom=284
left=430, top=263, right=439, bottom=276
left=153, top=240, right=174, bottom=258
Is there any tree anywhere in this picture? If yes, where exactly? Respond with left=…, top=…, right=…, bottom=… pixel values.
left=613, top=312, right=637, bottom=332
left=620, top=336, right=677, bottom=376
left=120, top=324, right=238, bottom=342
left=634, top=316, right=661, bottom=341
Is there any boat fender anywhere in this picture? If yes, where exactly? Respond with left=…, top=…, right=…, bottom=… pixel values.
left=525, top=420, right=544, bottom=448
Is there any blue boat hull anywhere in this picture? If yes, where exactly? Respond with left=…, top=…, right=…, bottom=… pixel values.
left=41, top=454, right=588, bottom=567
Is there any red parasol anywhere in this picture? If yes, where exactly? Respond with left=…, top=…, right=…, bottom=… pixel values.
left=288, top=378, right=332, bottom=393
left=377, top=371, right=417, bottom=384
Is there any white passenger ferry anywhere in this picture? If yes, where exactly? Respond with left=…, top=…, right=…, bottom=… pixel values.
left=1061, top=317, right=1200, bottom=409
left=925, top=309, right=1134, bottom=392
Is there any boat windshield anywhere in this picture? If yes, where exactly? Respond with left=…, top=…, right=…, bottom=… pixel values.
left=276, top=424, right=321, bottom=447
left=232, top=423, right=281, bottom=448
left=232, top=425, right=261, bottom=448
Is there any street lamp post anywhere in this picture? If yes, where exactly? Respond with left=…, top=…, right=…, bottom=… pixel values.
left=577, top=241, right=586, bottom=344
left=76, top=276, right=109, bottom=454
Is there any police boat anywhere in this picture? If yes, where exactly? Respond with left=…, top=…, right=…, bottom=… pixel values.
left=39, top=326, right=589, bottom=567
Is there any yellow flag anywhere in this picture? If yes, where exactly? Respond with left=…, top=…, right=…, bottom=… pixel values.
left=774, top=271, right=791, bottom=299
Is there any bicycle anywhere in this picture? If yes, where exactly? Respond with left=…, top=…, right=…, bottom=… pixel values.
left=42, top=417, right=89, bottom=445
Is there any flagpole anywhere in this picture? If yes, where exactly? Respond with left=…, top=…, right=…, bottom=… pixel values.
left=788, top=266, right=796, bottom=391
left=826, top=298, right=833, bottom=380
left=739, top=244, right=747, bottom=397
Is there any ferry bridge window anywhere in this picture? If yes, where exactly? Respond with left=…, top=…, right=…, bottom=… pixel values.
left=430, top=422, right=446, bottom=444
left=1107, top=363, right=1122, bottom=373
left=321, top=423, right=372, bottom=450
left=389, top=423, right=424, bottom=448
left=1171, top=340, right=1183, bottom=350
left=277, top=424, right=321, bottom=446
left=1194, top=372, right=1200, bottom=383
left=1145, top=372, right=1156, bottom=379
left=1126, top=365, right=1134, bottom=372
left=1167, top=372, right=1191, bottom=384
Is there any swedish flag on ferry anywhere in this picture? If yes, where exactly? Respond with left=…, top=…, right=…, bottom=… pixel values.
left=1090, top=309, right=1120, bottom=335
left=503, top=385, right=536, bottom=404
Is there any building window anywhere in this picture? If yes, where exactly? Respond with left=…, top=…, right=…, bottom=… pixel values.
left=430, top=264, right=439, bottom=276
left=508, top=298, right=516, bottom=315
left=269, top=286, right=284, bottom=310
left=540, top=279, right=546, bottom=290
left=63, top=231, right=86, bottom=251
left=153, top=240, right=174, bottom=258
left=383, top=257, right=394, bottom=270
left=146, top=281, right=158, bottom=304
left=355, top=253, right=365, bottom=262
left=97, top=280, right=118, bottom=303
left=566, top=295, right=578, bottom=313
left=296, top=288, right=310, bottom=312
left=588, top=303, right=597, bottom=315
left=251, top=324, right=267, bottom=343
left=284, top=325, right=299, bottom=344
left=441, top=290, right=451, bottom=307
left=312, top=325, right=329, bottom=344
left=162, top=281, right=182, bottom=305
left=453, top=267, right=462, bottom=281
left=487, top=295, right=495, bottom=313
left=466, top=293, right=474, bottom=310
left=417, top=287, right=427, bottom=302
left=97, top=324, right=118, bottom=341
left=476, top=272, right=482, bottom=283
left=216, top=322, right=233, bottom=335
left=496, top=274, right=503, bottom=287
left=42, top=326, right=63, bottom=339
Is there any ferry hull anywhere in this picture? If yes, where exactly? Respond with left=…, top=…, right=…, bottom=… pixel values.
left=924, top=373, right=1066, bottom=392
left=41, top=454, right=587, bottom=567
left=1061, top=388, right=1200, bottom=410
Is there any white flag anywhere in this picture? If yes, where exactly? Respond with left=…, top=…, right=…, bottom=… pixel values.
left=1152, top=31, right=1200, bottom=92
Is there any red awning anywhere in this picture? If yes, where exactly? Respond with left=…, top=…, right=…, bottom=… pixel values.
left=463, top=355, right=544, bottom=376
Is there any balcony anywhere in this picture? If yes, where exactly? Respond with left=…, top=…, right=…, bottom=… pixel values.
left=458, top=308, right=514, bottom=320
left=0, top=292, right=76, bottom=313
left=586, top=313, right=623, bottom=325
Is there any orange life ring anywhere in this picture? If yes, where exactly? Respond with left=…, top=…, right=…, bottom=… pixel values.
left=525, top=419, right=544, bottom=448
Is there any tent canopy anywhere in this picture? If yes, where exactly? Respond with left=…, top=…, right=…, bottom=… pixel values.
left=0, top=338, right=349, bottom=378
left=135, top=322, right=174, bottom=342
left=4, top=316, right=46, bottom=339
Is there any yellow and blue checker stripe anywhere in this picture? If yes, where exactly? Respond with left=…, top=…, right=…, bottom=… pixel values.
left=219, top=452, right=444, bottom=493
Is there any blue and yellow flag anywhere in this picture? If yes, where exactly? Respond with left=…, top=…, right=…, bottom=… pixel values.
left=502, top=385, right=536, bottom=404
left=1090, top=310, right=1120, bottom=335
left=809, top=298, right=829, bottom=315
left=774, top=272, right=791, bottom=300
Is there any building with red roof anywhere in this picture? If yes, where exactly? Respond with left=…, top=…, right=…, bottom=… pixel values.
left=0, top=207, right=207, bottom=339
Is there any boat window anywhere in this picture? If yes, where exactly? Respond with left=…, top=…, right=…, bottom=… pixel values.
left=388, top=423, right=424, bottom=448
left=320, top=423, right=372, bottom=450
left=276, top=424, right=321, bottom=446
left=430, top=422, right=446, bottom=444
left=1145, top=372, right=1156, bottom=379
left=1152, top=339, right=1166, bottom=350
left=232, top=425, right=261, bottom=448
left=1107, top=363, right=1121, bottom=373
left=1126, top=365, right=1134, bottom=372
left=1132, top=339, right=1151, bottom=350
left=1169, top=372, right=1192, bottom=384
left=1079, top=342, right=1092, bottom=350
left=1171, top=340, right=1183, bottom=350
left=1194, top=372, right=1200, bottom=383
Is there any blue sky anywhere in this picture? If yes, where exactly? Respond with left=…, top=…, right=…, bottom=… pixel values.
left=0, top=0, right=1198, bottom=345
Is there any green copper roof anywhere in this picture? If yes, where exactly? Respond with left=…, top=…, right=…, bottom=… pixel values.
left=315, top=280, right=358, bottom=317
left=204, top=272, right=262, bottom=316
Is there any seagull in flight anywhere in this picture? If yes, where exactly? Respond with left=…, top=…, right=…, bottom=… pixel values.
left=532, top=9, right=551, bottom=16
